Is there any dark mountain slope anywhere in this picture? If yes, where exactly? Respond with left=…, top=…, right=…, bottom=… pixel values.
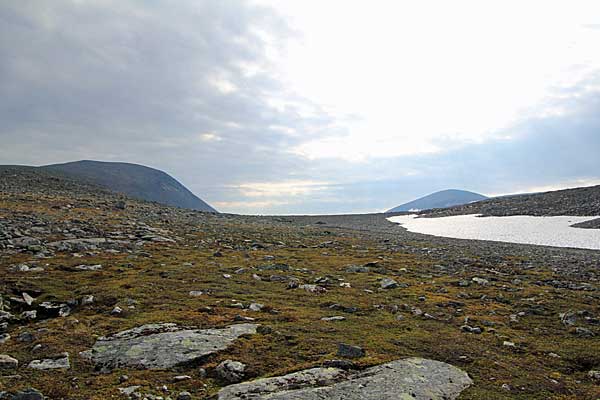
left=420, top=185, right=600, bottom=217
left=42, top=160, right=217, bottom=212
left=387, top=189, right=488, bottom=213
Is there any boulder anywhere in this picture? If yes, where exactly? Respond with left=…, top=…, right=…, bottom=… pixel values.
left=0, top=354, right=18, bottom=370
left=80, top=323, right=258, bottom=370
left=28, top=353, right=70, bottom=370
left=380, top=278, right=399, bottom=289
left=215, top=357, right=472, bottom=400
left=337, top=343, right=364, bottom=358
left=216, top=360, right=246, bottom=383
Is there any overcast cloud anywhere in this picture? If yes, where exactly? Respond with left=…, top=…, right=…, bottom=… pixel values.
left=1, top=1, right=600, bottom=214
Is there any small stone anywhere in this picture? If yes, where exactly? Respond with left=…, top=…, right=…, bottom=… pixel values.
left=22, top=292, right=35, bottom=306
left=21, top=310, right=37, bottom=320
left=81, top=295, right=94, bottom=305
left=461, top=325, right=483, bottom=334
left=223, top=274, right=232, bottom=279
left=119, top=386, right=141, bottom=396
left=248, top=303, right=264, bottom=312
left=588, top=370, right=600, bottom=381
left=189, top=291, right=205, bottom=297
left=0, top=334, right=10, bottom=344
left=472, top=277, right=489, bottom=286
left=173, top=375, right=191, bottom=382
left=75, top=264, right=103, bottom=271
left=380, top=278, right=399, bottom=289
left=299, top=284, right=327, bottom=294
left=177, top=392, right=192, bottom=400
left=337, top=343, right=365, bottom=359
left=17, top=332, right=34, bottom=343
left=321, top=316, right=346, bottom=322
left=574, top=327, right=594, bottom=337
left=233, top=315, right=255, bottom=322
left=503, top=341, right=516, bottom=348
left=119, top=375, right=129, bottom=383
left=0, top=354, right=18, bottom=370
left=111, top=306, right=123, bottom=315
left=216, top=360, right=246, bottom=384
left=560, top=311, right=577, bottom=326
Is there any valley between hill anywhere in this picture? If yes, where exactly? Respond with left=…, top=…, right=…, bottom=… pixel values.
left=0, top=170, right=599, bottom=399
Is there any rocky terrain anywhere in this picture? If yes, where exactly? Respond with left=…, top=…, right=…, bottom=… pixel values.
left=0, top=170, right=599, bottom=399
left=419, top=185, right=600, bottom=218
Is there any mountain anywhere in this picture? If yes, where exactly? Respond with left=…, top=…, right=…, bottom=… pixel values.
left=42, top=160, right=217, bottom=212
left=387, top=189, right=488, bottom=213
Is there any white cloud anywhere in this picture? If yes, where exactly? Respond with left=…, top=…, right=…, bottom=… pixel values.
left=230, top=180, right=331, bottom=197
left=198, top=132, right=221, bottom=142
left=260, top=0, right=600, bottom=160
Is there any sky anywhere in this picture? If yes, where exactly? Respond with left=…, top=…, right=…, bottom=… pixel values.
left=1, top=0, right=600, bottom=215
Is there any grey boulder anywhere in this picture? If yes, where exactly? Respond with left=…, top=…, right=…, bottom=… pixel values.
left=216, top=357, right=472, bottom=400
left=216, top=360, right=247, bottom=383
left=80, top=323, right=258, bottom=370
left=380, top=278, right=399, bottom=289
left=0, top=354, right=18, bottom=370
left=28, top=353, right=70, bottom=370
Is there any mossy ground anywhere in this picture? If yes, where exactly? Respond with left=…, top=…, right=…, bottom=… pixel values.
left=0, top=194, right=599, bottom=399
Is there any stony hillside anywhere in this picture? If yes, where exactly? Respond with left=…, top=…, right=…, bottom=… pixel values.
left=0, top=168, right=599, bottom=399
left=42, top=160, right=217, bottom=212
left=420, top=185, right=600, bottom=218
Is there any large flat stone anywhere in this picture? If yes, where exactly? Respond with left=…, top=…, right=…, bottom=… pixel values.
left=81, top=323, right=257, bottom=370
left=216, top=357, right=472, bottom=400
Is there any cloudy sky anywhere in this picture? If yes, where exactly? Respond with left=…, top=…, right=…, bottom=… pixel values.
left=1, top=1, right=600, bottom=214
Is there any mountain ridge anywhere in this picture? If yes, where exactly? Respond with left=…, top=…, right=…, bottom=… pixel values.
left=41, top=160, right=217, bottom=212
left=387, top=189, right=488, bottom=213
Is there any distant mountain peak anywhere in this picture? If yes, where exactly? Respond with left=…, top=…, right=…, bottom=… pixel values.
left=387, top=189, right=487, bottom=213
left=42, top=160, right=217, bottom=212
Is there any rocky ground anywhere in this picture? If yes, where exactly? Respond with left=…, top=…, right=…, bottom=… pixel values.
left=0, top=170, right=599, bottom=399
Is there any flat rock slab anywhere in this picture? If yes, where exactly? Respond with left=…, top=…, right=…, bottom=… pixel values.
left=216, top=357, right=472, bottom=400
left=81, top=323, right=258, bottom=370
